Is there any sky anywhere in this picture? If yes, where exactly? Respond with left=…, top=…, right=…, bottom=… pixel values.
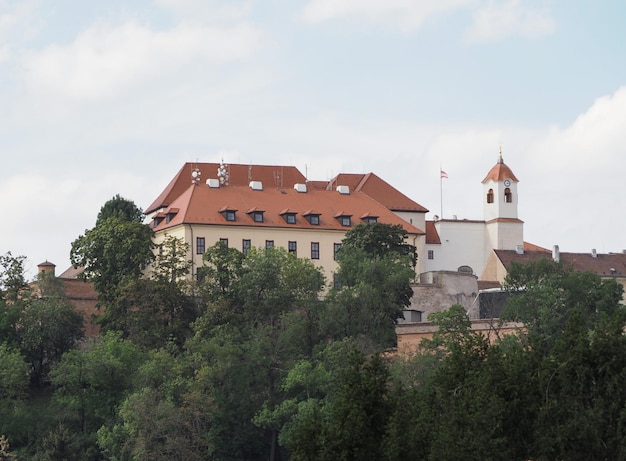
left=1, top=0, right=625, bottom=279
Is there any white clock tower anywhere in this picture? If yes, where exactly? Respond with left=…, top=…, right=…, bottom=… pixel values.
left=482, top=150, right=523, bottom=251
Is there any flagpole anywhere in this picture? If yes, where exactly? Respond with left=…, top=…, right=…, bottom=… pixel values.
left=440, top=165, right=443, bottom=219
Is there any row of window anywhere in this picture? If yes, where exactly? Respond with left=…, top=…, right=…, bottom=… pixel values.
left=196, top=237, right=342, bottom=260
left=486, top=188, right=513, bottom=204
left=218, top=207, right=378, bottom=227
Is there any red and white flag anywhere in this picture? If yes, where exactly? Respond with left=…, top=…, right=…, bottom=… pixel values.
left=440, top=170, right=448, bottom=179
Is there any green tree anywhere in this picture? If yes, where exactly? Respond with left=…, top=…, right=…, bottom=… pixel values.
left=339, top=222, right=417, bottom=267
left=18, top=294, right=84, bottom=387
left=96, top=194, right=144, bottom=226
left=0, top=252, right=29, bottom=303
left=187, top=246, right=325, bottom=461
left=110, top=277, right=196, bottom=349
left=70, top=197, right=154, bottom=305
left=0, top=253, right=29, bottom=347
left=51, top=332, right=145, bottom=435
left=98, top=387, right=205, bottom=461
left=325, top=224, right=415, bottom=350
left=278, top=344, right=393, bottom=461
left=0, top=343, right=29, bottom=440
left=502, top=260, right=626, bottom=459
left=198, top=241, right=245, bottom=302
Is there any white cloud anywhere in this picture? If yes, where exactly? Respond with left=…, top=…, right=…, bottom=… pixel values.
left=20, top=20, right=265, bottom=102
left=301, top=0, right=474, bottom=33
left=0, top=170, right=156, bottom=280
left=0, top=0, right=38, bottom=60
left=153, top=0, right=253, bottom=23
left=531, top=87, right=626, bottom=173
left=465, top=0, right=556, bottom=42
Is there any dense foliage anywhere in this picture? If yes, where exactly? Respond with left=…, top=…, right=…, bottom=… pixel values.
left=3, top=200, right=626, bottom=460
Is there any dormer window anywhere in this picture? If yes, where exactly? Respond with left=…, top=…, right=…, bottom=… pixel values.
left=334, top=211, right=352, bottom=227
left=247, top=208, right=265, bottom=223
left=487, top=189, right=494, bottom=204
left=219, top=206, right=238, bottom=222
left=152, top=212, right=166, bottom=227
left=360, top=213, right=378, bottom=224
left=303, top=210, right=321, bottom=225
left=165, top=208, right=179, bottom=224
left=504, top=188, right=512, bottom=203
left=279, top=209, right=297, bottom=224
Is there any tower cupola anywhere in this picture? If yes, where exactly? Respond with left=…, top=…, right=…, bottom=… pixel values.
left=482, top=149, right=519, bottom=222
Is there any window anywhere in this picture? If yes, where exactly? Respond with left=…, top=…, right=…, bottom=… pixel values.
left=428, top=250, right=434, bottom=260
left=504, top=188, right=512, bottom=203
left=282, top=213, right=296, bottom=224
left=363, top=216, right=377, bottom=223
left=196, top=237, right=205, bottom=254
left=311, top=242, right=320, bottom=260
left=403, top=310, right=422, bottom=323
left=335, top=212, right=352, bottom=227
left=249, top=211, right=264, bottom=223
left=288, top=241, right=297, bottom=256
left=224, top=210, right=236, bottom=221
left=487, top=189, right=494, bottom=204
left=265, top=240, right=274, bottom=249
left=219, top=238, right=229, bottom=247
left=242, top=239, right=251, bottom=256
left=334, top=243, right=341, bottom=260
left=333, top=273, right=342, bottom=290
left=303, top=212, right=320, bottom=226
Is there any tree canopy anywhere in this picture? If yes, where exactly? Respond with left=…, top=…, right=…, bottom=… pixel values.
left=70, top=196, right=154, bottom=304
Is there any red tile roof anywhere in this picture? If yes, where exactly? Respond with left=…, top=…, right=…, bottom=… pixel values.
left=495, top=250, right=626, bottom=278
left=425, top=220, right=441, bottom=244
left=147, top=163, right=307, bottom=214
left=327, top=173, right=428, bottom=212
left=523, top=241, right=550, bottom=252
left=482, top=156, right=519, bottom=183
left=152, top=183, right=424, bottom=235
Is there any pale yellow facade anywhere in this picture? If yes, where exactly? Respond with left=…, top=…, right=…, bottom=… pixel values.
left=154, top=222, right=382, bottom=284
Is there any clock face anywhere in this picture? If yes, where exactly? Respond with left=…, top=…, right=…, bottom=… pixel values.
left=504, top=179, right=511, bottom=187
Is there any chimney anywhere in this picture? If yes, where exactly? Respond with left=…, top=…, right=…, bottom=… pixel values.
left=516, top=245, right=524, bottom=255
left=591, top=248, right=597, bottom=258
left=552, top=245, right=560, bottom=263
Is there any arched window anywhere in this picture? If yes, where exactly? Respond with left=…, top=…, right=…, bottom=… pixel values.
left=504, top=187, right=512, bottom=203
left=487, top=189, right=494, bottom=204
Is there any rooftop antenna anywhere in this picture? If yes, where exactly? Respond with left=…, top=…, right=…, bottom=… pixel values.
left=191, top=159, right=201, bottom=186
left=217, top=158, right=229, bottom=185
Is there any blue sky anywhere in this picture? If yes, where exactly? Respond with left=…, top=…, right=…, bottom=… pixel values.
left=1, top=0, right=625, bottom=278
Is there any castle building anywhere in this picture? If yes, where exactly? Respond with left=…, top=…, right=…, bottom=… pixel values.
left=423, top=150, right=525, bottom=279
left=145, top=162, right=428, bottom=282
left=144, top=153, right=536, bottom=285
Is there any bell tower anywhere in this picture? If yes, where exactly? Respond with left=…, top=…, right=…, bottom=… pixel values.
left=482, top=149, right=519, bottom=222
left=482, top=149, right=523, bottom=251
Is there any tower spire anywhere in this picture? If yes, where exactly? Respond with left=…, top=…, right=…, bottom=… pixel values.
left=498, top=146, right=503, bottom=164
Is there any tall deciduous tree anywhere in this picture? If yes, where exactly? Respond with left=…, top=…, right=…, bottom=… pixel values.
left=51, top=332, right=145, bottom=435
left=102, top=236, right=196, bottom=348
left=502, top=259, right=626, bottom=459
left=70, top=196, right=154, bottom=304
left=325, top=223, right=415, bottom=350
left=96, top=193, right=144, bottom=226
left=188, top=246, right=325, bottom=461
